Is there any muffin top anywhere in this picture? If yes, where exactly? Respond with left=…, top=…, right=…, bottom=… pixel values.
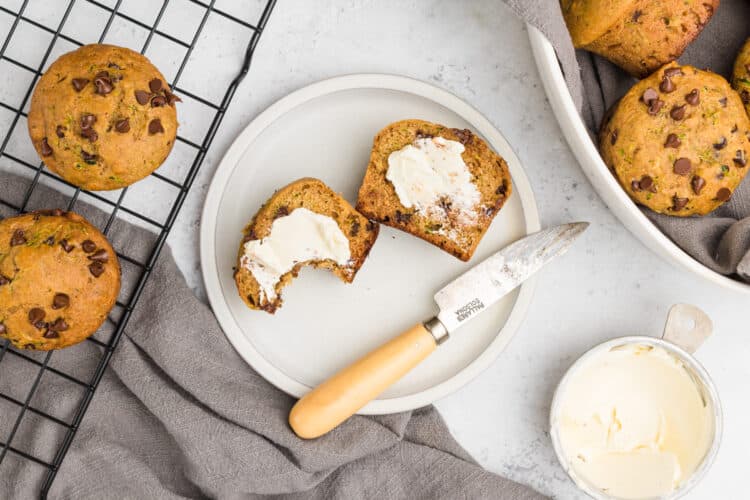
left=28, top=44, right=179, bottom=191
left=599, top=63, right=750, bottom=216
left=0, top=210, right=121, bottom=350
left=560, top=0, right=638, bottom=46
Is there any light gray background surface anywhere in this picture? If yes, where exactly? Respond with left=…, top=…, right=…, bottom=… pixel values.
left=5, top=1, right=749, bottom=498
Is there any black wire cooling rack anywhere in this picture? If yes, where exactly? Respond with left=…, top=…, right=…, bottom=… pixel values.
left=0, top=0, right=276, bottom=496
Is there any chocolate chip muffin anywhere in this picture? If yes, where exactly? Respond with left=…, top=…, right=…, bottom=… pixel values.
left=561, top=0, right=719, bottom=78
left=0, top=210, right=121, bottom=350
left=28, top=44, right=179, bottom=191
left=357, top=120, right=511, bottom=261
left=600, top=63, right=750, bottom=216
left=236, top=178, right=379, bottom=314
left=732, top=38, right=750, bottom=117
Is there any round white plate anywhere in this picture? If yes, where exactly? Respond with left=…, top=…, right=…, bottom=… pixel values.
left=528, top=26, right=750, bottom=294
left=200, top=74, right=540, bottom=414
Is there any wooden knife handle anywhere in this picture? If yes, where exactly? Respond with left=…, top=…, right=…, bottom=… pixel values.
left=289, top=322, right=438, bottom=439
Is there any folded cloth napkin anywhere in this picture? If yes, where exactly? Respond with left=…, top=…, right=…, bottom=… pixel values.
left=503, top=0, right=750, bottom=281
left=0, top=173, right=545, bottom=499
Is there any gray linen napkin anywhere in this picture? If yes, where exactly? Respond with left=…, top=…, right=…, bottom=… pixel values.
left=0, top=173, right=545, bottom=499
left=504, top=0, right=750, bottom=281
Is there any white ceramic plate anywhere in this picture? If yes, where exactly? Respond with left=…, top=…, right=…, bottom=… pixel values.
left=200, top=74, right=540, bottom=414
left=528, top=26, right=750, bottom=294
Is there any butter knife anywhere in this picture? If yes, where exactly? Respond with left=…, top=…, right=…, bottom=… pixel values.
left=289, top=222, right=589, bottom=438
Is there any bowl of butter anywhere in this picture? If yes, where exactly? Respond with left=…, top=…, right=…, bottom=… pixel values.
left=550, top=304, right=721, bottom=499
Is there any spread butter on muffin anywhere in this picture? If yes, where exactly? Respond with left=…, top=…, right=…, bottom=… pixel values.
left=28, top=44, right=179, bottom=191
left=0, top=210, right=121, bottom=350
left=235, top=178, right=379, bottom=314
left=599, top=63, right=750, bottom=216
left=732, top=38, right=750, bottom=117
left=356, top=119, right=512, bottom=261
left=561, top=0, right=719, bottom=78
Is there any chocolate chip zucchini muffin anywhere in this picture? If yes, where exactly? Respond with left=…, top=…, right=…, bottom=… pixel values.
left=732, top=38, right=750, bottom=117
left=561, top=0, right=719, bottom=77
left=356, top=119, right=511, bottom=261
left=28, top=44, right=179, bottom=191
left=599, top=63, right=750, bottom=216
left=0, top=210, right=120, bottom=350
left=235, top=178, right=379, bottom=314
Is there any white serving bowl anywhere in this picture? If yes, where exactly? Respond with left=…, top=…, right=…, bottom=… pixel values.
left=528, top=26, right=750, bottom=294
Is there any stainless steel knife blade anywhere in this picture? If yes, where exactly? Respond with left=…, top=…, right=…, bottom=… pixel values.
left=434, top=222, right=588, bottom=333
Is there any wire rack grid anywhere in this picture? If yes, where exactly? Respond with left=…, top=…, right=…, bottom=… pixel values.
left=0, top=0, right=276, bottom=496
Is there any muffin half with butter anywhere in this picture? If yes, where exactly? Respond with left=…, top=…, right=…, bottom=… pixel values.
left=356, top=119, right=512, bottom=261
left=234, top=178, right=379, bottom=314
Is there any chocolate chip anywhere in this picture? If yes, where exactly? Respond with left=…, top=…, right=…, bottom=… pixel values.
left=56, top=125, right=66, bottom=138
left=664, top=67, right=683, bottom=78
left=691, top=176, right=706, bottom=194
left=135, top=90, right=151, bottom=105
left=642, top=88, right=659, bottom=104
left=166, top=92, right=181, bottom=106
left=495, top=181, right=508, bottom=196
left=632, top=9, right=642, bottom=21
left=71, top=78, right=89, bottom=91
left=734, top=150, right=747, bottom=167
left=349, top=220, right=360, bottom=237
left=148, top=119, right=164, bottom=135
left=672, top=196, right=689, bottom=211
left=88, top=249, right=108, bottom=262
left=10, top=229, right=26, bottom=246
left=59, top=239, right=73, bottom=252
left=28, top=308, right=45, bottom=325
left=610, top=130, right=618, bottom=145
left=115, top=118, right=130, bottom=133
left=638, top=175, right=653, bottom=190
left=685, top=89, right=700, bottom=106
left=366, top=220, right=377, bottom=232
left=273, top=206, right=289, bottom=219
left=80, top=127, right=98, bottom=142
left=150, top=95, right=167, bottom=107
left=631, top=180, right=641, bottom=191
left=452, top=129, right=473, bottom=145
left=0, top=274, right=9, bottom=286
left=741, top=91, right=750, bottom=104
left=716, top=187, right=732, bottom=202
left=89, top=262, right=105, bottom=277
left=664, top=133, right=681, bottom=148
left=719, top=97, right=728, bottom=107
left=673, top=157, right=692, bottom=175
left=80, top=114, right=96, bottom=129
left=81, top=150, right=97, bottom=164
left=52, top=293, right=70, bottom=309
left=43, top=329, right=59, bottom=339
left=713, top=137, right=727, bottom=150
left=648, top=99, right=664, bottom=115
left=40, top=138, right=53, bottom=156
left=395, top=210, right=412, bottom=224
left=659, top=76, right=675, bottom=93
left=44, top=235, right=55, bottom=246
left=49, top=318, right=69, bottom=332
left=670, top=105, right=686, bottom=121
left=108, top=62, right=121, bottom=70
left=149, top=78, right=162, bottom=93
left=94, top=74, right=113, bottom=95
left=81, top=240, right=96, bottom=253
left=731, top=124, right=739, bottom=134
